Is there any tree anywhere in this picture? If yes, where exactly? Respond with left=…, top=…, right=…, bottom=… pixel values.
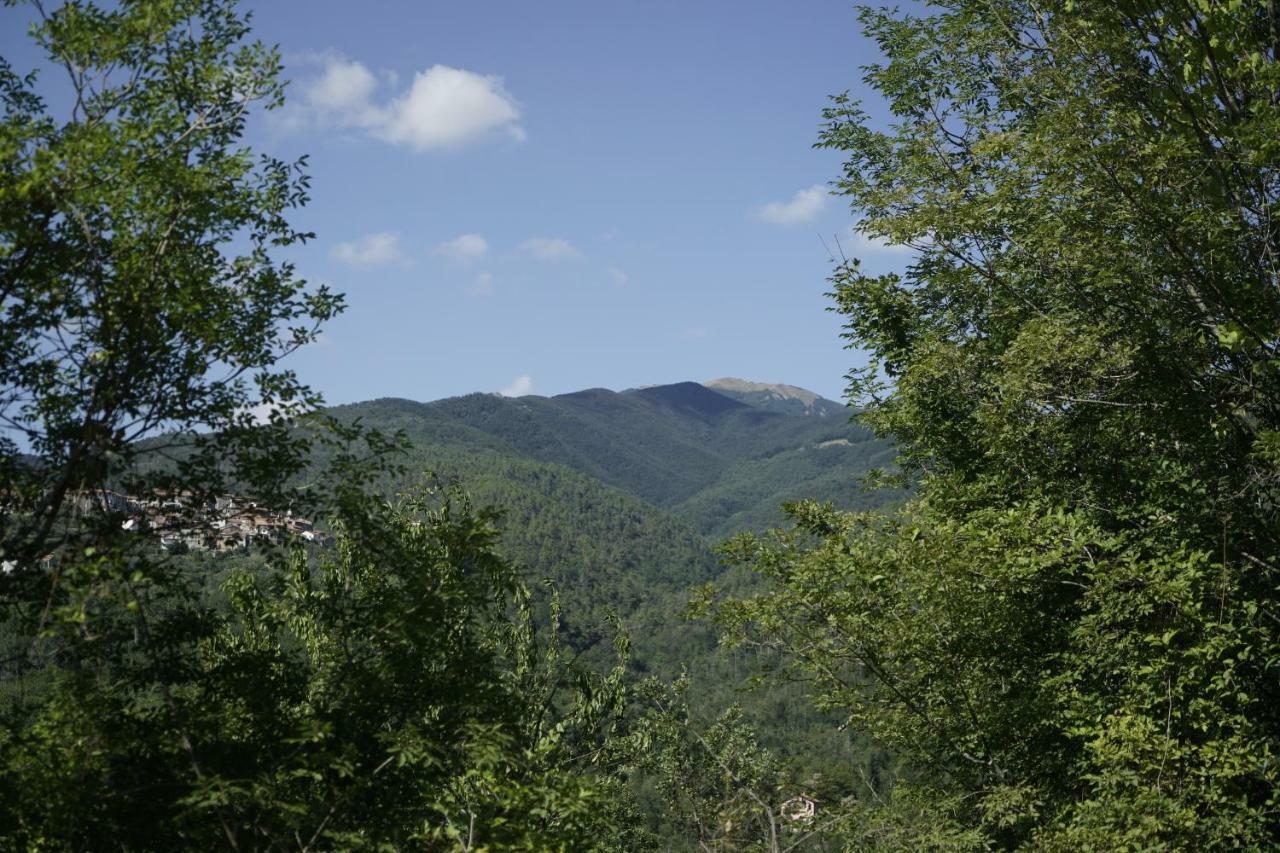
left=716, top=1, right=1280, bottom=848
left=0, top=0, right=341, bottom=571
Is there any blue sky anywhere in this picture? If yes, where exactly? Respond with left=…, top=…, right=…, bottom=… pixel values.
left=8, top=1, right=912, bottom=405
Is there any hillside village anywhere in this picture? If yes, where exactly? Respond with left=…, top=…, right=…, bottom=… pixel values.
left=69, top=489, right=331, bottom=552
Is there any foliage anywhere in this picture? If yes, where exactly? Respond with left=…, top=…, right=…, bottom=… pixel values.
left=314, top=393, right=907, bottom=834
left=294, top=389, right=907, bottom=843
left=714, top=0, right=1280, bottom=848
left=622, top=675, right=788, bottom=851
left=0, top=0, right=349, bottom=571
left=1, top=483, right=634, bottom=849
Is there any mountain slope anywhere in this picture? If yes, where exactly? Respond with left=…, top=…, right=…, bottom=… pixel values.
left=312, top=383, right=905, bottom=795
left=330, top=382, right=895, bottom=537
left=322, top=395, right=718, bottom=590
left=322, top=381, right=901, bottom=646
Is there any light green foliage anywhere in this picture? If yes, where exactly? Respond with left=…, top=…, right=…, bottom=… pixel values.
left=623, top=675, right=787, bottom=850
left=1, top=484, right=634, bottom=849
left=715, top=1, right=1280, bottom=848
left=718, top=499, right=1280, bottom=847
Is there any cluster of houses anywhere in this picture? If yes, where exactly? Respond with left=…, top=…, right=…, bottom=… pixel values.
left=69, top=489, right=331, bottom=552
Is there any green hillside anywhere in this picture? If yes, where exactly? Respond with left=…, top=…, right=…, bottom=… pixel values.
left=320, top=380, right=901, bottom=680
left=328, top=380, right=898, bottom=541
left=673, top=435, right=900, bottom=539
left=135, top=381, right=897, bottom=669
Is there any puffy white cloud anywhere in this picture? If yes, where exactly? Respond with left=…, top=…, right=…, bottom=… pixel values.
left=433, top=233, right=488, bottom=262
left=519, top=237, right=582, bottom=261
left=498, top=374, right=534, bottom=397
left=239, top=399, right=316, bottom=426
left=330, top=232, right=406, bottom=266
left=756, top=184, right=827, bottom=226
left=302, top=55, right=381, bottom=125
left=289, top=55, right=523, bottom=151
left=378, top=65, right=523, bottom=151
left=605, top=266, right=628, bottom=287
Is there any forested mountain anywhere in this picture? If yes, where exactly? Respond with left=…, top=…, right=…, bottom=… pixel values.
left=320, top=380, right=901, bottom=678
left=327, top=380, right=898, bottom=540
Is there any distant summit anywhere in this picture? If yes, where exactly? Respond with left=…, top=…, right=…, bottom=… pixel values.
left=628, top=381, right=747, bottom=420
left=703, top=378, right=844, bottom=417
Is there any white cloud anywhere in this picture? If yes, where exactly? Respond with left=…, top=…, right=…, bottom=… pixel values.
left=468, top=271, right=494, bottom=296
left=303, top=55, right=381, bottom=125
left=498, top=374, right=534, bottom=397
left=330, top=232, right=406, bottom=267
left=433, top=233, right=488, bottom=263
left=379, top=65, right=523, bottom=150
left=289, top=55, right=523, bottom=151
left=679, top=327, right=710, bottom=341
left=605, top=266, right=628, bottom=287
left=239, top=399, right=316, bottom=426
left=757, top=184, right=828, bottom=226
left=519, top=237, right=582, bottom=261
left=243, top=402, right=278, bottom=425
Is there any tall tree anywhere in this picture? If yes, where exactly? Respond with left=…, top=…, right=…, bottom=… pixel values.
left=717, top=1, right=1280, bottom=848
left=0, top=0, right=340, bottom=570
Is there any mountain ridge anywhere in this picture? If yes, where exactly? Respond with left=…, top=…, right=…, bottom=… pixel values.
left=327, top=379, right=893, bottom=540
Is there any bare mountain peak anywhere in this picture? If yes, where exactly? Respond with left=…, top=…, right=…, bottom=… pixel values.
left=703, top=378, right=828, bottom=412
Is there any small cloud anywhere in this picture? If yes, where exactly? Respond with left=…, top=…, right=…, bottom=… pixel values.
left=498, top=374, right=534, bottom=397
left=433, top=233, right=488, bottom=263
left=239, top=399, right=315, bottom=426
left=302, top=54, right=382, bottom=125
left=756, top=184, right=827, bottom=226
left=605, top=266, right=628, bottom=287
left=286, top=55, right=523, bottom=151
left=519, top=237, right=582, bottom=261
left=243, top=402, right=278, bottom=425
left=678, top=327, right=710, bottom=341
left=330, top=232, right=406, bottom=267
left=468, top=271, right=494, bottom=296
